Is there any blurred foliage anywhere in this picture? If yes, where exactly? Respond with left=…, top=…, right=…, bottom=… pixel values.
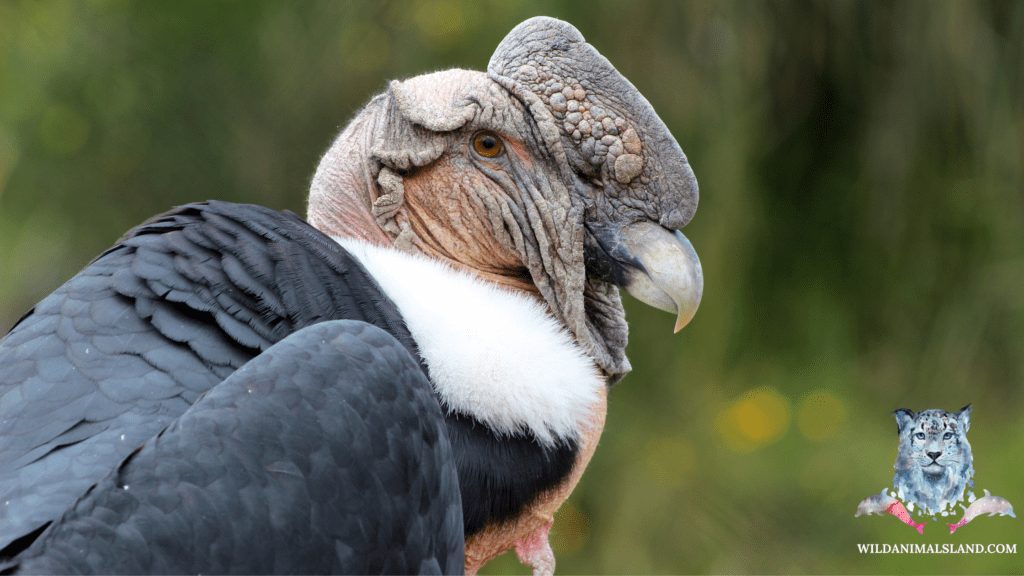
left=1, top=0, right=1022, bottom=573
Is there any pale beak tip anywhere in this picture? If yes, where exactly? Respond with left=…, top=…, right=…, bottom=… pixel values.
left=673, top=308, right=695, bottom=333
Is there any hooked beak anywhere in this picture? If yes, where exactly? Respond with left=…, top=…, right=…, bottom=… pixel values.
left=585, top=221, right=703, bottom=332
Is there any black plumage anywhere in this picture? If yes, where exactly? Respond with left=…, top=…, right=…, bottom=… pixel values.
left=0, top=202, right=416, bottom=559
left=5, top=320, right=463, bottom=575
left=446, top=413, right=577, bottom=537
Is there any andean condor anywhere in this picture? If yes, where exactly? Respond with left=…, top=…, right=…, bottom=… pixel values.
left=0, top=17, right=702, bottom=575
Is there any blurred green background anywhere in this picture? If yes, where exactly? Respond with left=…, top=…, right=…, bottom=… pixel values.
left=1, top=0, right=1022, bottom=573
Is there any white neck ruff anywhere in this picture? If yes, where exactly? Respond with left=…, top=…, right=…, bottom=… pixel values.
left=334, top=237, right=604, bottom=446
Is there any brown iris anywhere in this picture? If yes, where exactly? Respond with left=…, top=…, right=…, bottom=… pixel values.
left=472, top=131, right=504, bottom=158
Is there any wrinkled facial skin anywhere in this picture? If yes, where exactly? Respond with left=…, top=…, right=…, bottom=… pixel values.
left=398, top=147, right=536, bottom=293
left=401, top=86, right=565, bottom=293
left=388, top=74, right=623, bottom=296
left=371, top=69, right=587, bottom=299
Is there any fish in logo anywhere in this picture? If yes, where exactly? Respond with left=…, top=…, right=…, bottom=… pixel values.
left=947, top=489, right=1016, bottom=534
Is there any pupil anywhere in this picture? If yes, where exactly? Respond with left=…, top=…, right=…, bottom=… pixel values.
left=482, top=137, right=495, bottom=148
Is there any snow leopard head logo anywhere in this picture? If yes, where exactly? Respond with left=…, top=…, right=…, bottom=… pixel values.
left=893, top=405, right=974, bottom=516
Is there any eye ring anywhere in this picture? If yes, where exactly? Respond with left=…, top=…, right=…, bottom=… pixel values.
left=472, top=130, right=504, bottom=158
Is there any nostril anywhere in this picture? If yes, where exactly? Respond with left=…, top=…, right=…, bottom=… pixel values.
left=927, top=451, right=942, bottom=461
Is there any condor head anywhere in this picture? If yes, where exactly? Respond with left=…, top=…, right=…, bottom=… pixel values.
left=308, top=17, right=702, bottom=381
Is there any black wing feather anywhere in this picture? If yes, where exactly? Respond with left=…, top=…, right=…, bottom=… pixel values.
left=6, top=321, right=463, bottom=575
left=0, top=202, right=421, bottom=555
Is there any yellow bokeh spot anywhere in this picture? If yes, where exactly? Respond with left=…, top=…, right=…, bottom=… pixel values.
left=643, top=436, right=695, bottom=488
left=796, top=390, right=847, bottom=441
left=551, top=499, right=589, bottom=556
left=716, top=387, right=791, bottom=451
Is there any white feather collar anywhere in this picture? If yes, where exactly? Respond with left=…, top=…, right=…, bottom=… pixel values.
left=333, top=237, right=604, bottom=446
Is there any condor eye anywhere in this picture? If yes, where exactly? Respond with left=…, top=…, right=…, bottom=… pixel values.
left=915, top=432, right=926, bottom=440
left=472, top=131, right=504, bottom=158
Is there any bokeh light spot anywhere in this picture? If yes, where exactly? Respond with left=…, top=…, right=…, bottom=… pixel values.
left=550, top=499, right=589, bottom=556
left=796, top=390, right=847, bottom=442
left=716, top=387, right=791, bottom=451
left=735, top=398, right=770, bottom=441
